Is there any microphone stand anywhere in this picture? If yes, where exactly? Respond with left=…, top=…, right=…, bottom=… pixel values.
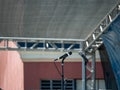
left=61, top=58, right=65, bottom=90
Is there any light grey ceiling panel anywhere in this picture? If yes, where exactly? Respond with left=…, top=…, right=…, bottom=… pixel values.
left=0, top=0, right=118, bottom=39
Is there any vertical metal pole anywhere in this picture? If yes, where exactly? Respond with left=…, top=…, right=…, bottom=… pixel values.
left=82, top=56, right=86, bottom=90
left=61, top=59, right=65, bottom=90
left=81, top=42, right=86, bottom=90
left=91, top=51, right=96, bottom=90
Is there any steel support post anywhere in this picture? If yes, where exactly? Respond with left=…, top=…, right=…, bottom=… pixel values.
left=80, top=41, right=86, bottom=90
left=91, top=51, right=96, bottom=90
left=82, top=56, right=86, bottom=90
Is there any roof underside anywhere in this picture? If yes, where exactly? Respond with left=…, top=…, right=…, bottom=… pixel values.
left=0, top=0, right=118, bottom=39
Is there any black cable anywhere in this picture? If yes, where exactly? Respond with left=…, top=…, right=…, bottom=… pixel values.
left=54, top=61, right=62, bottom=78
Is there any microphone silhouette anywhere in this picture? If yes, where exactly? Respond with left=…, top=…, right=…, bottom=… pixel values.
left=54, top=51, right=72, bottom=61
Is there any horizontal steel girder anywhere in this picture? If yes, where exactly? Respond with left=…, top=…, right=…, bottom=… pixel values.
left=0, top=37, right=83, bottom=52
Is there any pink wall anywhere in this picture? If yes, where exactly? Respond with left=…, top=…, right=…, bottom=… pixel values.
left=0, top=41, right=24, bottom=90
left=24, top=62, right=104, bottom=90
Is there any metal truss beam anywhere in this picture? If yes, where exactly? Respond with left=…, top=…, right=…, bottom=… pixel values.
left=86, top=52, right=96, bottom=90
left=84, top=2, right=120, bottom=53
left=0, top=2, right=120, bottom=90
left=0, top=37, right=83, bottom=52
left=81, top=2, right=120, bottom=90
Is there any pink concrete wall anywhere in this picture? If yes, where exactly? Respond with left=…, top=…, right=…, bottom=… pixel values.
left=0, top=41, right=24, bottom=90
left=24, top=62, right=104, bottom=90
